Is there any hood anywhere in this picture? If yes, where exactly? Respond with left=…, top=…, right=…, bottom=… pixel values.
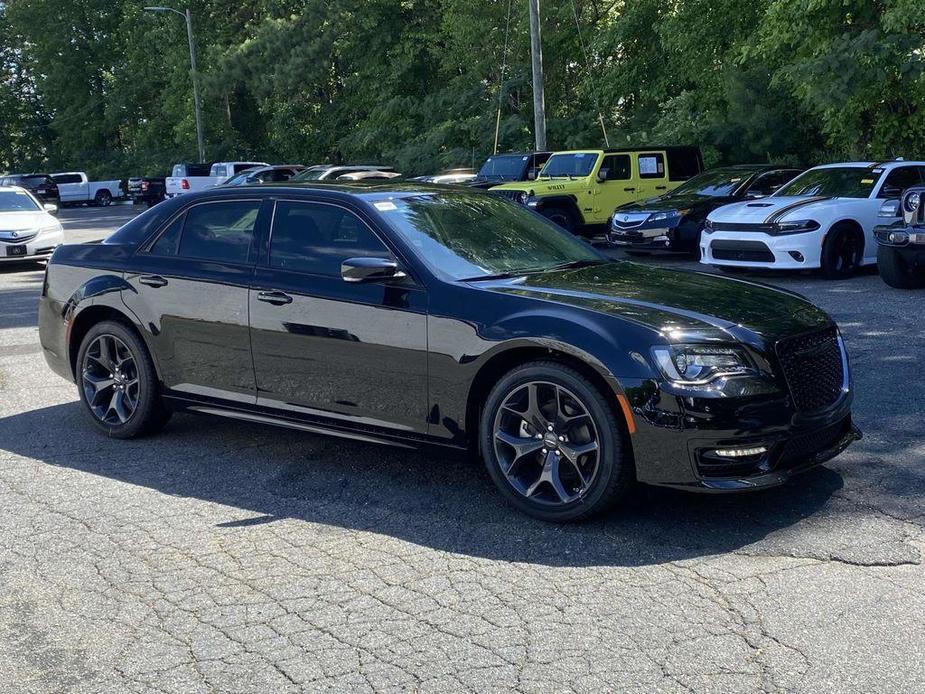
left=491, top=176, right=589, bottom=196
left=708, top=196, right=835, bottom=224
left=618, top=193, right=726, bottom=214
left=0, top=210, right=56, bottom=232
left=479, top=262, right=830, bottom=346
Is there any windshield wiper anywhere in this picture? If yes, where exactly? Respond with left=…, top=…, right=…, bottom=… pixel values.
left=546, top=259, right=608, bottom=272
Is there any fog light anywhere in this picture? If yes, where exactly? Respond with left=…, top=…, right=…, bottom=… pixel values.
left=788, top=251, right=804, bottom=262
left=712, top=446, right=768, bottom=458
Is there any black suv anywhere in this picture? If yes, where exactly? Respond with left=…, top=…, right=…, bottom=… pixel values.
left=0, top=173, right=60, bottom=204
left=874, top=186, right=925, bottom=288
left=608, top=165, right=802, bottom=255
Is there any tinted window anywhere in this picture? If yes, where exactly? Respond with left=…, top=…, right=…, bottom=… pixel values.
left=150, top=201, right=260, bottom=263
left=477, top=155, right=529, bottom=181
left=233, top=163, right=263, bottom=174
left=637, top=153, right=665, bottom=179
left=746, top=170, right=800, bottom=197
left=600, top=154, right=631, bottom=181
left=52, top=174, right=83, bottom=184
left=270, top=201, right=391, bottom=276
left=666, top=148, right=702, bottom=181
left=879, top=167, right=923, bottom=198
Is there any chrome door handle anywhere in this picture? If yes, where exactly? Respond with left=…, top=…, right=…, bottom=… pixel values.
left=138, top=274, right=168, bottom=288
left=256, top=290, right=293, bottom=306
left=655, top=185, right=667, bottom=190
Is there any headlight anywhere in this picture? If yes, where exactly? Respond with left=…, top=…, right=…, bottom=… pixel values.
left=518, top=191, right=530, bottom=205
left=37, top=224, right=61, bottom=235
left=878, top=200, right=900, bottom=218
left=652, top=344, right=755, bottom=385
left=773, top=219, right=820, bottom=235
left=904, top=191, right=921, bottom=213
left=648, top=209, right=689, bottom=224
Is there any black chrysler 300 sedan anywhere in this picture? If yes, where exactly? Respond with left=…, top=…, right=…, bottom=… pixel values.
left=38, top=183, right=860, bottom=521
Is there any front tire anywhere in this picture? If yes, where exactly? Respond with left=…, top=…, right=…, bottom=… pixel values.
left=76, top=320, right=170, bottom=438
left=542, top=207, right=576, bottom=234
left=480, top=361, right=632, bottom=522
left=878, top=245, right=925, bottom=289
left=821, top=225, right=863, bottom=279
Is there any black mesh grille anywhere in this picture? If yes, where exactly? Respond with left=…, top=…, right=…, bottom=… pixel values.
left=710, top=240, right=774, bottom=262
left=777, top=417, right=851, bottom=468
left=776, top=327, right=844, bottom=412
left=491, top=190, right=525, bottom=203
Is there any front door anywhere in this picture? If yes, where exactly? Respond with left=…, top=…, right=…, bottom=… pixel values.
left=121, top=198, right=266, bottom=404
left=249, top=199, right=429, bottom=433
left=592, top=153, right=633, bottom=222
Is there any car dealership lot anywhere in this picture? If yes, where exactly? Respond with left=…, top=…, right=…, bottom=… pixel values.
left=1, top=206, right=924, bottom=693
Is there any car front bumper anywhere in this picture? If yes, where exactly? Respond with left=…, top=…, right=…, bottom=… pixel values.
left=874, top=223, right=925, bottom=261
left=0, top=230, right=64, bottom=262
left=700, top=229, right=824, bottom=269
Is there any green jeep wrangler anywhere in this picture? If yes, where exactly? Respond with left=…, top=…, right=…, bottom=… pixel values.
left=491, top=146, right=703, bottom=236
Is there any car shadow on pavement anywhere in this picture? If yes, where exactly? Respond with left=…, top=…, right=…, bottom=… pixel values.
left=0, top=402, right=856, bottom=568
left=0, top=270, right=44, bottom=329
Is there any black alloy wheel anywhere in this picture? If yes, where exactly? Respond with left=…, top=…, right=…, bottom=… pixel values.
left=543, top=207, right=575, bottom=233
left=821, top=226, right=863, bottom=279
left=481, top=361, right=631, bottom=521
left=95, top=189, right=113, bottom=207
left=76, top=320, right=170, bottom=438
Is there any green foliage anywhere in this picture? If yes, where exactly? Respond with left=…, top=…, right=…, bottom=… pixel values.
left=1, top=0, right=923, bottom=177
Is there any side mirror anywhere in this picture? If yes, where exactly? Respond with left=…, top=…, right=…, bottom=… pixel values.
left=341, top=257, right=406, bottom=283
left=596, top=168, right=609, bottom=183
left=527, top=169, right=537, bottom=180
left=43, top=203, right=58, bottom=215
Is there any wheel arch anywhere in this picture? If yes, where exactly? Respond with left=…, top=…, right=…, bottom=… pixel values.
left=534, top=195, right=583, bottom=224
left=825, top=218, right=866, bottom=254
left=68, top=304, right=145, bottom=379
left=464, top=342, right=636, bottom=463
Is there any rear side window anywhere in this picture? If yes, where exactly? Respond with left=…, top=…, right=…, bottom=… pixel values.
left=149, top=201, right=261, bottom=264
left=210, top=165, right=229, bottom=178
left=666, top=148, right=703, bottom=181
left=637, top=153, right=665, bottom=179
left=747, top=170, right=800, bottom=197
left=52, top=174, right=83, bottom=184
left=269, top=201, right=391, bottom=277
left=600, top=154, right=631, bottom=181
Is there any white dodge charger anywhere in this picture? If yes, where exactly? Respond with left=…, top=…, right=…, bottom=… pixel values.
left=0, top=186, right=64, bottom=264
left=701, top=160, right=925, bottom=278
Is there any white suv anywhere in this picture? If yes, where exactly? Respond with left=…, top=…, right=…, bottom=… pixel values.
left=701, top=160, right=925, bottom=278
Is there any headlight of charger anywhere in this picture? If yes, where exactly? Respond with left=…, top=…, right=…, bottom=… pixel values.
left=878, top=199, right=900, bottom=218
left=773, top=219, right=820, bottom=235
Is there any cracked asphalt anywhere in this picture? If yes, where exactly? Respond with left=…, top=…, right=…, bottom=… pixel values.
left=1, top=205, right=923, bottom=693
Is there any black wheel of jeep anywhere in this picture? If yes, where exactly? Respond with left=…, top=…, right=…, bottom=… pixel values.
left=94, top=189, right=113, bottom=207
left=877, top=245, right=925, bottom=289
left=480, top=361, right=632, bottom=522
left=821, top=225, right=863, bottom=279
left=76, top=320, right=170, bottom=438
left=543, top=207, right=575, bottom=233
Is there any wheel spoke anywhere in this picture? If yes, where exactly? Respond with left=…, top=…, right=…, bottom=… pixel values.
left=547, top=454, right=572, bottom=503
left=494, top=430, right=544, bottom=473
left=111, top=390, right=131, bottom=423
left=97, top=336, right=116, bottom=371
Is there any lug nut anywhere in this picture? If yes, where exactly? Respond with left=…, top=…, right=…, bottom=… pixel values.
left=558, top=436, right=565, bottom=442
left=547, top=425, right=554, bottom=431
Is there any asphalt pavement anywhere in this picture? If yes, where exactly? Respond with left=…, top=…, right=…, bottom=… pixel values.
left=0, top=204, right=923, bottom=693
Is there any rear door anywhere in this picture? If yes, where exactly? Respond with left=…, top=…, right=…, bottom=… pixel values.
left=249, top=198, right=428, bottom=433
left=635, top=151, right=668, bottom=200
left=121, top=198, right=267, bottom=404
left=53, top=173, right=86, bottom=203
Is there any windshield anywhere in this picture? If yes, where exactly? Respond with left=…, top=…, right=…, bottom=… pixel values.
left=374, top=192, right=604, bottom=280
left=223, top=171, right=254, bottom=186
left=477, top=155, right=528, bottom=181
left=0, top=190, right=41, bottom=212
left=539, top=153, right=598, bottom=178
left=293, top=168, right=328, bottom=181
left=667, top=168, right=755, bottom=197
left=775, top=167, right=882, bottom=198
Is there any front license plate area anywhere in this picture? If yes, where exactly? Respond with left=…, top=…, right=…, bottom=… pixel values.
left=6, top=245, right=27, bottom=257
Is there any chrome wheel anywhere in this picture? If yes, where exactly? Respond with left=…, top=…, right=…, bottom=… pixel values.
left=81, top=334, right=139, bottom=425
left=492, top=381, right=601, bottom=506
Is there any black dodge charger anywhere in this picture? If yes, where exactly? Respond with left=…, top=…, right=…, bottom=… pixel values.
left=609, top=165, right=803, bottom=255
left=38, top=182, right=859, bottom=521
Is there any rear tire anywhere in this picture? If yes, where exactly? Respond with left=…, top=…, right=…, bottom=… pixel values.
left=76, top=320, right=170, bottom=438
left=821, top=224, right=863, bottom=279
left=878, top=245, right=925, bottom=289
left=480, top=361, right=632, bottom=522
left=94, top=189, right=113, bottom=207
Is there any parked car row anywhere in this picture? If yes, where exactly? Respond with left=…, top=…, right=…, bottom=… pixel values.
left=0, top=171, right=123, bottom=207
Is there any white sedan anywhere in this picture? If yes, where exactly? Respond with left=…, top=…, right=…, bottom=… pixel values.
left=701, top=160, right=925, bottom=278
left=0, top=186, right=64, bottom=263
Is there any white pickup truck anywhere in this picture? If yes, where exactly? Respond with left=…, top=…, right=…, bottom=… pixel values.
left=50, top=172, right=123, bottom=207
left=165, top=161, right=268, bottom=198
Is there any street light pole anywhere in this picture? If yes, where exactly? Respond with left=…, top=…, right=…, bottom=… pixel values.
left=527, top=0, right=547, bottom=152
left=144, top=6, right=205, bottom=162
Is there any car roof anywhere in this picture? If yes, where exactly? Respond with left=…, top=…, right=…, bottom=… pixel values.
left=811, top=160, right=925, bottom=170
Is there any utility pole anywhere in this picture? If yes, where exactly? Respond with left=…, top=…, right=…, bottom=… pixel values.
left=527, top=0, right=547, bottom=152
left=144, top=7, right=205, bottom=162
